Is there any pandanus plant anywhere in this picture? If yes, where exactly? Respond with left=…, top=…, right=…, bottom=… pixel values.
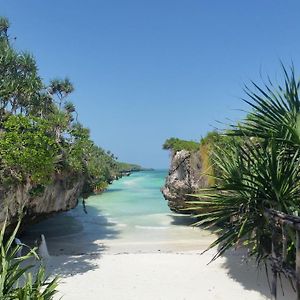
left=190, top=66, right=300, bottom=265
left=0, top=218, right=58, bottom=299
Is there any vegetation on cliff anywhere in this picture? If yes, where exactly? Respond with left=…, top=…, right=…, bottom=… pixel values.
left=0, top=17, right=124, bottom=199
left=163, top=132, right=232, bottom=187
left=116, top=162, right=143, bottom=172
left=163, top=138, right=200, bottom=152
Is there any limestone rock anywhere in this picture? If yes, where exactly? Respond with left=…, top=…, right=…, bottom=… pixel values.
left=0, top=173, right=84, bottom=230
left=161, top=150, right=209, bottom=213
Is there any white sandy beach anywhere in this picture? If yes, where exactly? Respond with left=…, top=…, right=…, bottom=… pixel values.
left=49, top=248, right=295, bottom=300
left=22, top=207, right=296, bottom=300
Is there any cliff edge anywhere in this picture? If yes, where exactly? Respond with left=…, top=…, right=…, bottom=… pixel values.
left=161, top=149, right=209, bottom=213
left=0, top=174, right=85, bottom=230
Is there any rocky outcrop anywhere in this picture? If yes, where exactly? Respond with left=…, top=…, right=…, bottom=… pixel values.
left=0, top=173, right=84, bottom=230
left=161, top=150, right=209, bottom=213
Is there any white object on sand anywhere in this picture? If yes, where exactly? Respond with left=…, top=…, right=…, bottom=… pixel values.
left=38, top=234, right=50, bottom=259
left=14, top=238, right=22, bottom=257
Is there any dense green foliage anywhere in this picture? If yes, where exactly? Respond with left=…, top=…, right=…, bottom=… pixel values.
left=0, top=115, right=58, bottom=185
left=200, top=131, right=235, bottom=147
left=116, top=162, right=143, bottom=172
left=163, top=137, right=200, bottom=152
left=0, top=17, right=121, bottom=196
left=0, top=217, right=58, bottom=299
left=189, top=66, right=300, bottom=267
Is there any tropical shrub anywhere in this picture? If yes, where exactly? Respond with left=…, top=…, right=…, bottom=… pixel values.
left=163, top=137, right=200, bottom=152
left=190, top=66, right=300, bottom=266
left=0, top=115, right=58, bottom=184
left=0, top=218, right=58, bottom=299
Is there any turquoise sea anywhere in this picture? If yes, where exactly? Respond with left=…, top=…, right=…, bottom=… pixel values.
left=23, top=170, right=213, bottom=254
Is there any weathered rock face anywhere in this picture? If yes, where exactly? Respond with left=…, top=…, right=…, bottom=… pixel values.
left=161, top=150, right=209, bottom=213
left=0, top=174, right=84, bottom=229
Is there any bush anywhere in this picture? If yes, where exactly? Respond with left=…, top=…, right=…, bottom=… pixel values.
left=163, top=137, right=200, bottom=152
left=0, top=218, right=58, bottom=299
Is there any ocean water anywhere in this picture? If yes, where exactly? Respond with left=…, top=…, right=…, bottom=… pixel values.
left=87, top=170, right=172, bottom=229
left=23, top=170, right=214, bottom=254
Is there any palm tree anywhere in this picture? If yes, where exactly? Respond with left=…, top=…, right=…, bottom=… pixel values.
left=190, top=66, right=300, bottom=265
left=49, top=78, right=74, bottom=109
left=0, top=20, right=43, bottom=116
left=0, top=17, right=9, bottom=42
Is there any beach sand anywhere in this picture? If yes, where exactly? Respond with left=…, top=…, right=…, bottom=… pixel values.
left=48, top=248, right=295, bottom=300
left=37, top=234, right=295, bottom=300
left=23, top=211, right=296, bottom=300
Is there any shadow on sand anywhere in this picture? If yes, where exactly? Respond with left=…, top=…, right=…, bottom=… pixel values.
left=21, top=203, right=120, bottom=277
left=169, top=213, right=296, bottom=299
left=220, top=249, right=296, bottom=299
left=169, top=213, right=197, bottom=226
left=199, top=231, right=296, bottom=300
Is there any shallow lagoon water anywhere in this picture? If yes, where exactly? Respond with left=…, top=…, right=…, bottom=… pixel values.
left=23, top=170, right=214, bottom=254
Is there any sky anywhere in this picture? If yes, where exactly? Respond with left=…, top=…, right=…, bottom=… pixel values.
left=1, top=1, right=300, bottom=168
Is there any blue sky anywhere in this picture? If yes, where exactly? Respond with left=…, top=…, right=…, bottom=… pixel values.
left=1, top=1, right=300, bottom=168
